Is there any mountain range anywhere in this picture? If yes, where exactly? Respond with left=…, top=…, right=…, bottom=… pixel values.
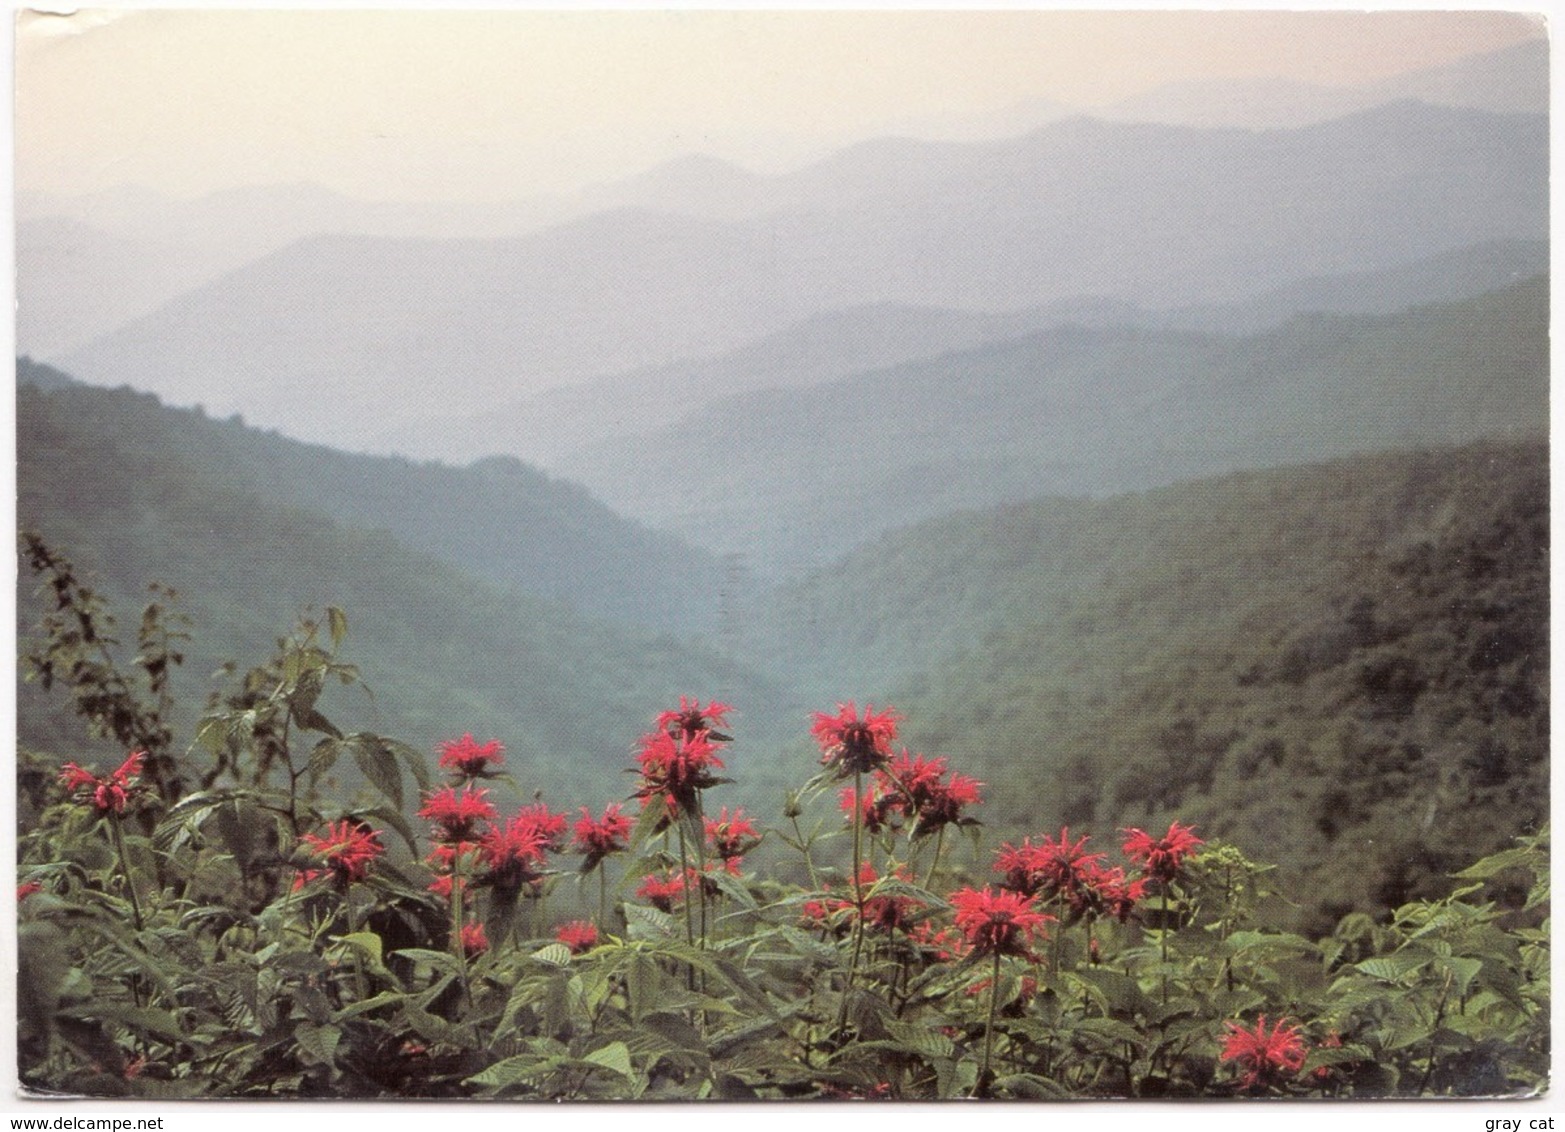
left=554, top=275, right=1548, bottom=575
left=45, top=100, right=1547, bottom=457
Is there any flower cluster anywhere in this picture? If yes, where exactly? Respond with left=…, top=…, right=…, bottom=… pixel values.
left=1220, top=1016, right=1310, bottom=1091
left=705, top=807, right=760, bottom=863
left=419, top=785, right=498, bottom=843
left=573, top=803, right=633, bottom=871
left=836, top=751, right=982, bottom=836
left=994, top=828, right=1146, bottom=924
left=556, top=920, right=599, bottom=955
left=460, top=921, right=490, bottom=960
left=295, top=820, right=385, bottom=890
left=1122, top=821, right=1205, bottom=884
left=634, top=729, right=726, bottom=822
left=656, top=697, right=734, bottom=742
left=948, top=886, right=1051, bottom=960
left=436, top=733, right=505, bottom=779
left=812, top=702, right=901, bottom=777
left=59, top=751, right=146, bottom=815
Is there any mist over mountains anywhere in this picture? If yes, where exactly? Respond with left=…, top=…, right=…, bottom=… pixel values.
left=44, top=99, right=1547, bottom=463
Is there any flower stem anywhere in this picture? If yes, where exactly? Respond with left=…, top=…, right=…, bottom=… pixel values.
left=975, top=949, right=1003, bottom=1097
left=837, top=769, right=868, bottom=1036
left=109, top=813, right=146, bottom=1009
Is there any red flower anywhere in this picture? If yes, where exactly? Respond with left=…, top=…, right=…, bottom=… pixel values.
left=460, top=921, right=490, bottom=959
left=855, top=862, right=923, bottom=934
left=478, top=815, right=549, bottom=895
left=573, top=803, right=633, bottom=868
left=812, top=703, right=900, bottom=777
left=425, top=842, right=480, bottom=904
left=297, top=820, right=385, bottom=887
left=1220, top=1016, right=1309, bottom=1090
left=908, top=921, right=969, bottom=962
left=556, top=920, right=599, bottom=954
left=418, top=786, right=497, bottom=843
left=1070, top=862, right=1147, bottom=923
left=513, top=802, right=569, bottom=853
left=949, top=887, right=1051, bottom=960
left=1122, top=821, right=1204, bottom=884
left=59, top=750, right=145, bottom=814
left=17, top=881, right=42, bottom=902
left=436, top=733, right=505, bottom=778
left=882, top=752, right=983, bottom=832
left=633, top=729, right=725, bottom=818
left=839, top=782, right=903, bottom=834
left=656, top=697, right=734, bottom=741
left=704, top=806, right=760, bottom=861
left=636, top=871, right=689, bottom=912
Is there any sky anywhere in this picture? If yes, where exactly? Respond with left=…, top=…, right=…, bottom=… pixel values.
left=13, top=7, right=1547, bottom=204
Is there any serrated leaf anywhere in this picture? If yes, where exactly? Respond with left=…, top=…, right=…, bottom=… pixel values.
left=624, top=902, right=676, bottom=940
left=584, top=1040, right=633, bottom=1078
left=294, top=1022, right=341, bottom=1066
left=885, top=1019, right=955, bottom=1060
left=532, top=943, right=572, bottom=967
left=1357, top=952, right=1429, bottom=983
left=350, top=736, right=402, bottom=811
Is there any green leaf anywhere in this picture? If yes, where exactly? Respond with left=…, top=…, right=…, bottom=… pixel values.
left=624, top=902, right=676, bottom=940
left=334, top=931, right=384, bottom=968
left=332, top=991, right=405, bottom=1021
left=294, top=1022, right=341, bottom=1066
left=1356, top=952, right=1430, bottom=983
left=532, top=943, right=572, bottom=967
left=351, top=736, right=403, bottom=811
left=885, top=1019, right=955, bottom=1060
left=583, top=1041, right=633, bottom=1078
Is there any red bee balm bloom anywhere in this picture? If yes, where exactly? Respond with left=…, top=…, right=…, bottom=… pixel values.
left=59, top=750, right=145, bottom=814
left=460, top=921, right=490, bottom=959
left=436, top=733, right=505, bottom=778
left=637, top=871, right=689, bottom=912
left=656, top=697, right=734, bottom=740
left=478, top=816, right=549, bottom=895
left=839, top=783, right=903, bottom=834
left=705, top=806, right=760, bottom=861
left=513, top=802, right=570, bottom=853
left=17, top=882, right=43, bottom=902
left=573, top=803, right=633, bottom=867
left=1122, top=821, right=1204, bottom=884
left=949, top=887, right=1051, bottom=960
left=1221, top=1016, right=1309, bottom=1090
left=556, top=920, right=599, bottom=954
left=634, top=729, right=725, bottom=817
left=812, top=703, right=900, bottom=776
left=419, top=786, right=497, bottom=843
left=882, top=752, right=982, bottom=831
left=298, top=820, right=385, bottom=887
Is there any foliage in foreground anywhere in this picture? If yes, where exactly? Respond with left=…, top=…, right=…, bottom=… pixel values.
left=16, top=547, right=1548, bottom=1100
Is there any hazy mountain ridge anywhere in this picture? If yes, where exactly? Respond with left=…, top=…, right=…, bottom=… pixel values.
left=555, top=276, right=1548, bottom=575
left=385, top=236, right=1546, bottom=466
left=15, top=361, right=730, bottom=635
left=51, top=101, right=1546, bottom=456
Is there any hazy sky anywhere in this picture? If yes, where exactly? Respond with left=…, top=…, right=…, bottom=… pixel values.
left=15, top=7, right=1547, bottom=203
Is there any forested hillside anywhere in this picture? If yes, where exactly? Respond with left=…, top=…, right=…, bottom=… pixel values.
left=16, top=376, right=772, bottom=802
left=752, top=440, right=1548, bottom=930
left=16, top=361, right=727, bottom=634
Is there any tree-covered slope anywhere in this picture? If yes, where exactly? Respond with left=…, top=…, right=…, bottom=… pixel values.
left=16, top=361, right=726, bottom=634
left=560, top=277, right=1547, bottom=576
left=750, top=440, right=1547, bottom=930
left=16, top=378, right=772, bottom=801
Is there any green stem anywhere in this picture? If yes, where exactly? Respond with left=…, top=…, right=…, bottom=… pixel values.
left=346, top=888, right=368, bottom=1002
left=599, top=865, right=608, bottom=932
left=109, top=813, right=146, bottom=1010
left=975, top=949, right=1003, bottom=1097
left=837, top=769, right=868, bottom=1036
left=1160, top=887, right=1170, bottom=1005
